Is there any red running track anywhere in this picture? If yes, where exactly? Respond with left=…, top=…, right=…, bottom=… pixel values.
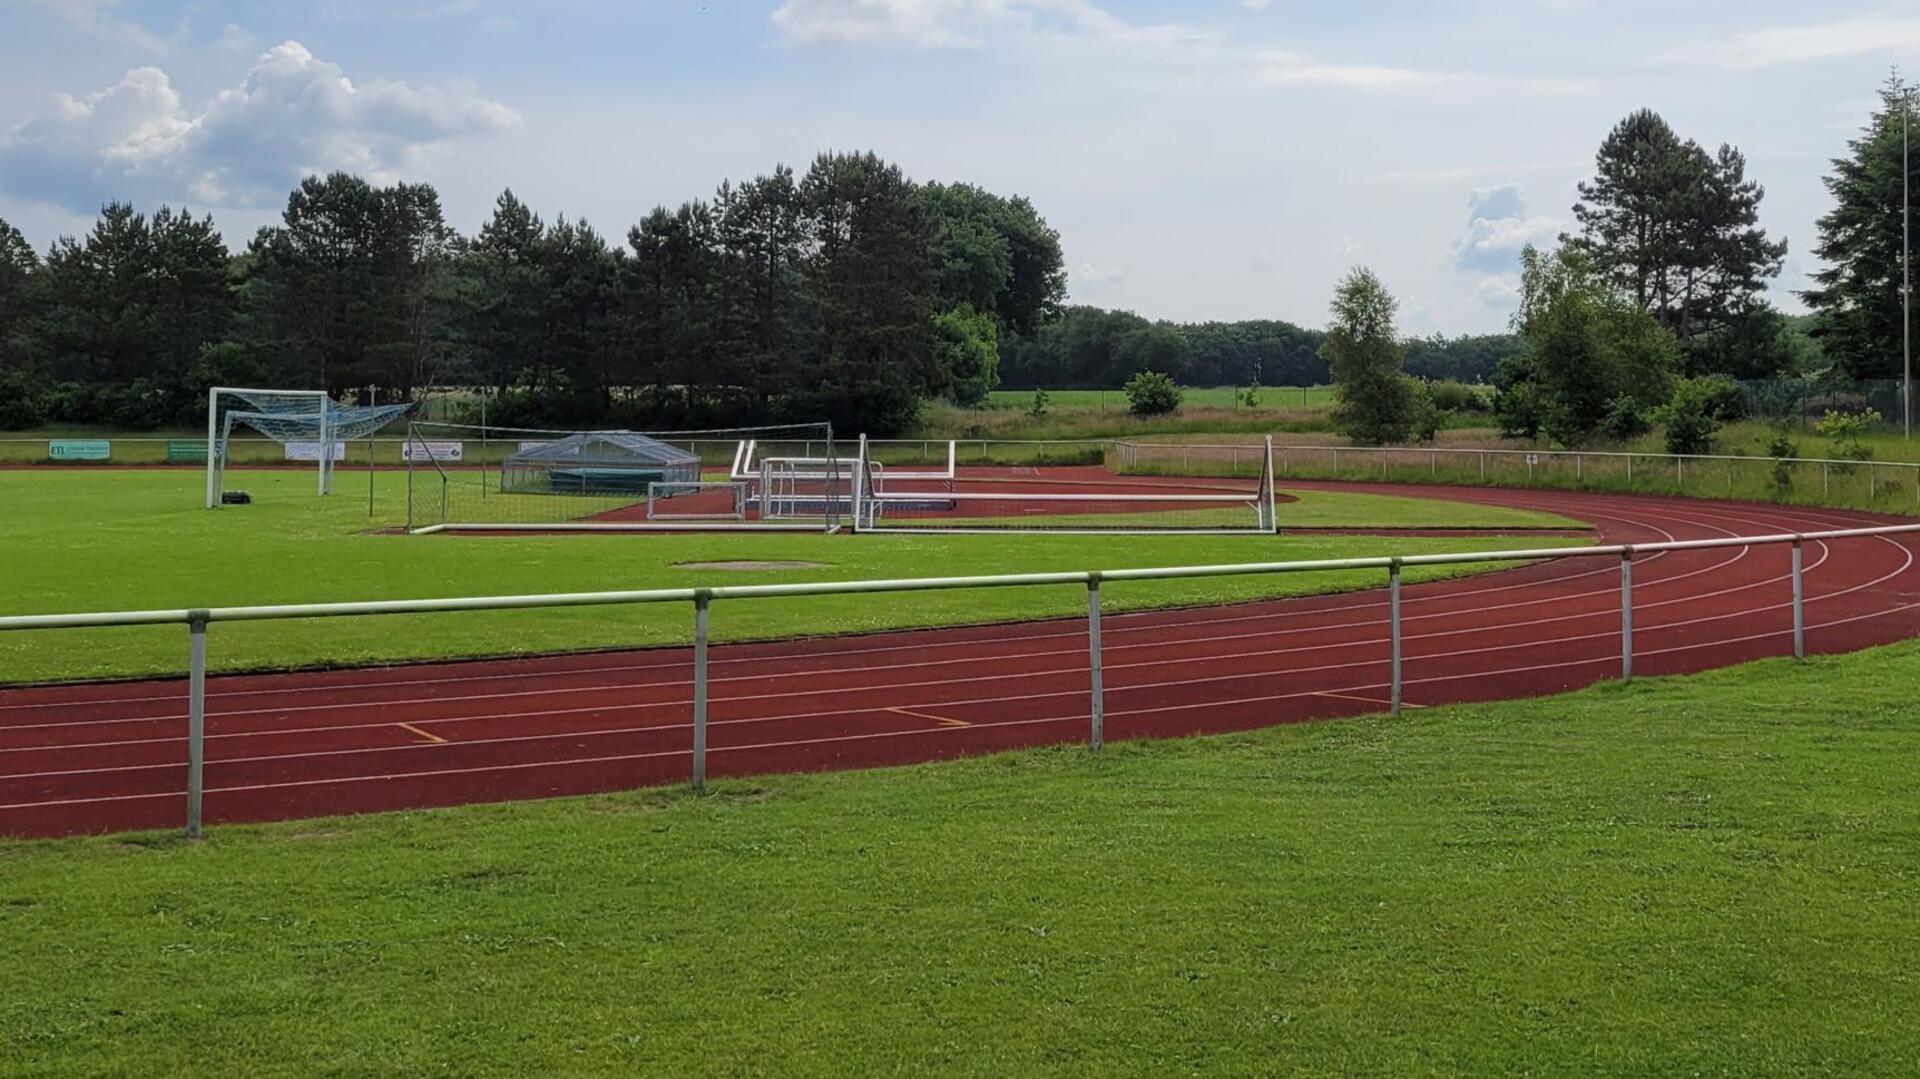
left=4, top=483, right=1919, bottom=838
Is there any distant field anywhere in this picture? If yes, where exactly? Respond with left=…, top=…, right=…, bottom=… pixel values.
left=6, top=640, right=1920, bottom=1073
left=0, top=469, right=1585, bottom=683
left=985, top=385, right=1338, bottom=410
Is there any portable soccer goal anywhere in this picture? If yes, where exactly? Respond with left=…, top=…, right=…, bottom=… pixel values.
left=403, top=420, right=841, bottom=533
left=852, top=435, right=1278, bottom=534
left=205, top=387, right=411, bottom=508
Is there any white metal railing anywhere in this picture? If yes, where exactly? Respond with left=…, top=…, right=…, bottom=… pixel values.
left=6, top=522, right=1918, bottom=838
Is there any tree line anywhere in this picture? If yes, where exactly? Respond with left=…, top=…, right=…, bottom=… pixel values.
left=0, top=151, right=1066, bottom=434
left=997, top=305, right=1520, bottom=389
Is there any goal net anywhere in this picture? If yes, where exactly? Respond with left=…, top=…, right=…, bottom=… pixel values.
left=404, top=421, right=842, bottom=533
left=205, top=387, right=411, bottom=508
left=853, top=436, right=1278, bottom=534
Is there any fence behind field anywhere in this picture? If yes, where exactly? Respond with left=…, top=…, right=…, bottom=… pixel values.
left=4, top=522, right=1915, bottom=838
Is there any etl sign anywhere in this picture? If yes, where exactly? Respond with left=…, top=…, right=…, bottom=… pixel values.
left=49, top=440, right=111, bottom=461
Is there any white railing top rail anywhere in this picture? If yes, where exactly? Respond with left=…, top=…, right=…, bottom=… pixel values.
left=4, top=523, right=1916, bottom=634
left=1116, top=439, right=1920, bottom=473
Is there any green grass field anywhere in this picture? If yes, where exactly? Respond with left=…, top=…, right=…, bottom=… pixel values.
left=984, top=385, right=1340, bottom=410
left=0, top=470, right=1585, bottom=683
left=5, top=641, right=1918, bottom=1074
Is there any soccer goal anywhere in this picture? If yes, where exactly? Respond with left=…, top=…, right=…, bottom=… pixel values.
left=404, top=420, right=840, bottom=533
left=205, top=387, right=412, bottom=508
left=852, top=435, right=1278, bottom=534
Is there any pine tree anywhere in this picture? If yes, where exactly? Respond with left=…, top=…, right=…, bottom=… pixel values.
left=1566, top=109, right=1784, bottom=346
left=1804, top=74, right=1917, bottom=378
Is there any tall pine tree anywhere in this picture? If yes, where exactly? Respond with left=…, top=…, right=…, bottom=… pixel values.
left=1804, top=74, right=1917, bottom=379
left=1565, top=109, right=1784, bottom=349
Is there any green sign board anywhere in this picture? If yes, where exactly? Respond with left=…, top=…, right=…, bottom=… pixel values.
left=166, top=439, right=208, bottom=463
left=48, top=439, right=111, bottom=461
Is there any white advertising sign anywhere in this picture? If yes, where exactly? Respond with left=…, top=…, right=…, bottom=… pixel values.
left=284, top=441, right=347, bottom=461
left=403, top=440, right=465, bottom=462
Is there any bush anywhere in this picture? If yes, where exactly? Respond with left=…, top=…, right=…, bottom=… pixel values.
left=1428, top=379, right=1485, bottom=413
left=1495, top=379, right=1545, bottom=440
left=1693, top=373, right=1748, bottom=421
left=1024, top=387, right=1050, bottom=420
left=1237, top=380, right=1260, bottom=409
left=1409, top=381, right=1443, bottom=443
left=1598, top=394, right=1650, bottom=441
left=1124, top=370, right=1182, bottom=416
left=0, top=370, right=46, bottom=430
left=1766, top=431, right=1798, bottom=495
left=1654, top=378, right=1722, bottom=455
left=1815, top=409, right=1879, bottom=462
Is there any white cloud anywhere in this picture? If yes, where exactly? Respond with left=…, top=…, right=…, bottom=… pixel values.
left=0, top=41, right=520, bottom=211
left=14, top=0, right=167, bottom=50
left=1703, top=14, right=1920, bottom=68
left=1451, top=184, right=1561, bottom=274
left=1475, top=273, right=1522, bottom=310
left=769, top=0, right=1208, bottom=51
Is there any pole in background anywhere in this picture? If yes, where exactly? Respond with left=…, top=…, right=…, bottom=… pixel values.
left=692, top=592, right=711, bottom=791
left=1906, top=89, right=1913, bottom=440
left=1389, top=560, right=1403, bottom=716
left=1087, top=576, right=1105, bottom=749
left=186, top=614, right=208, bottom=839
left=1620, top=550, right=1635, bottom=684
left=1792, top=538, right=1806, bottom=660
left=367, top=384, right=377, bottom=518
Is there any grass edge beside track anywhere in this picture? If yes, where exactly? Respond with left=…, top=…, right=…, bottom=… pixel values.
left=4, top=641, right=1920, bottom=1074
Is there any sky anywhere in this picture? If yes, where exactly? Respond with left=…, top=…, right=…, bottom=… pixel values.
left=0, top=0, right=1910, bottom=334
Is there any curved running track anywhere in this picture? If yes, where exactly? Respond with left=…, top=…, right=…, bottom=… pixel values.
left=4, top=483, right=1919, bottom=838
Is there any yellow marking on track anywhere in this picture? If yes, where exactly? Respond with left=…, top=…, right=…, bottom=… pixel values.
left=1315, top=691, right=1425, bottom=711
left=398, top=722, right=448, bottom=744
left=888, top=707, right=971, bottom=728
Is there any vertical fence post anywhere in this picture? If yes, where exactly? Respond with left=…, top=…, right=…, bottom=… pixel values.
left=1389, top=560, right=1403, bottom=717
left=1791, top=537, right=1805, bottom=660
left=1576, top=454, right=1583, bottom=483
left=1627, top=456, right=1634, bottom=486
left=1823, top=462, right=1829, bottom=498
left=186, top=612, right=208, bottom=839
left=692, top=592, right=710, bottom=791
left=1620, top=550, right=1634, bottom=684
left=1087, top=575, right=1104, bottom=749
left=1479, top=451, right=1486, bottom=481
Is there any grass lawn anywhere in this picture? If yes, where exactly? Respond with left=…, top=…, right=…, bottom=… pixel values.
left=0, top=470, right=1586, bottom=683
left=983, top=385, right=1339, bottom=410
left=4, top=640, right=1918, bottom=1073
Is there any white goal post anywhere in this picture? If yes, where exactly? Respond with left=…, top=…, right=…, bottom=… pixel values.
left=206, top=387, right=331, bottom=508
left=205, top=387, right=411, bottom=509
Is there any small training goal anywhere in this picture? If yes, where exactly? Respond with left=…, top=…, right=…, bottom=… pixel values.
left=852, top=436, right=1277, bottom=534
left=205, top=387, right=412, bottom=508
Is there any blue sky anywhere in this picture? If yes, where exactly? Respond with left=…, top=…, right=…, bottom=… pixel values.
left=0, top=1, right=1911, bottom=333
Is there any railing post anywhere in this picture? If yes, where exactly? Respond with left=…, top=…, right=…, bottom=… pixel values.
left=1389, top=560, right=1403, bottom=716
left=1620, top=550, right=1634, bottom=684
left=1823, top=462, right=1829, bottom=498
left=1627, top=456, right=1634, bottom=486
left=1087, top=575, right=1104, bottom=749
left=186, top=612, right=208, bottom=839
left=1479, top=451, right=1486, bottom=481
left=692, top=592, right=710, bottom=791
left=1792, top=537, right=1805, bottom=660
